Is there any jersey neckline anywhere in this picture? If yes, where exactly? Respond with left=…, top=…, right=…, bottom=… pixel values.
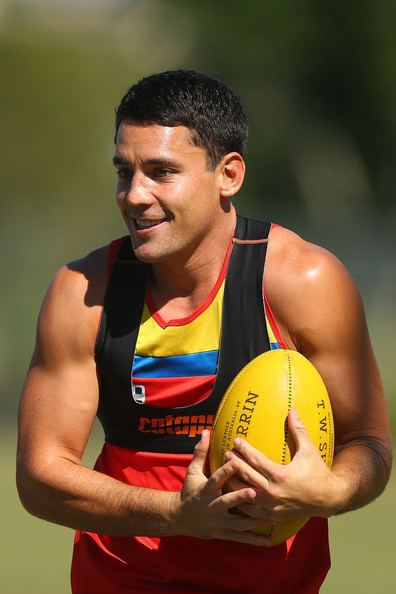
left=146, top=239, right=233, bottom=329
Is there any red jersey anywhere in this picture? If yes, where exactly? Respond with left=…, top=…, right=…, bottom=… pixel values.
left=72, top=445, right=330, bottom=594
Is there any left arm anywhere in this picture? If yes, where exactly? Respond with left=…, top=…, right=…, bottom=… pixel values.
left=228, top=228, right=392, bottom=520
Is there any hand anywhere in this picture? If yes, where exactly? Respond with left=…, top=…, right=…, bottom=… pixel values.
left=226, top=409, right=341, bottom=523
left=172, top=430, right=274, bottom=545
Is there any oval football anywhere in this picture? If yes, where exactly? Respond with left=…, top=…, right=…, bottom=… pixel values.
left=209, top=349, right=334, bottom=546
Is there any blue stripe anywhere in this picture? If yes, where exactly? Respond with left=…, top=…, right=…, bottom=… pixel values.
left=133, top=350, right=218, bottom=378
left=270, top=342, right=281, bottom=350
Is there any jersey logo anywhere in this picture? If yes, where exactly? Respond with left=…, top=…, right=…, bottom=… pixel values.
left=138, top=414, right=213, bottom=438
left=132, top=384, right=146, bottom=404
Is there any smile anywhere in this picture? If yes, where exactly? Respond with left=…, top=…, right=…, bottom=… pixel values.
left=134, top=218, right=167, bottom=230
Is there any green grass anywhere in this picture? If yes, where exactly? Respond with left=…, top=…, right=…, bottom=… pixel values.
left=4, top=424, right=395, bottom=593
left=3, top=428, right=72, bottom=594
left=322, top=477, right=396, bottom=594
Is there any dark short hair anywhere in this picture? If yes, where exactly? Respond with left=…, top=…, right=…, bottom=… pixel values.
left=115, top=70, right=248, bottom=169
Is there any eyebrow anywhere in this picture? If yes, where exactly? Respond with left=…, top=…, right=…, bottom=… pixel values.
left=112, top=156, right=180, bottom=168
left=112, top=155, right=128, bottom=166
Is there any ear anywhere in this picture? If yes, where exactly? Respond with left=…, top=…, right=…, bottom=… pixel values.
left=218, top=152, right=246, bottom=199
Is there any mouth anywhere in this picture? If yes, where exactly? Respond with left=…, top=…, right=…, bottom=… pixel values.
left=133, top=217, right=168, bottom=231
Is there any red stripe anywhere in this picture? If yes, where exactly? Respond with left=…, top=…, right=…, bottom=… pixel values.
left=265, top=223, right=288, bottom=348
left=132, top=375, right=215, bottom=408
left=264, top=294, right=289, bottom=349
left=108, top=236, right=128, bottom=279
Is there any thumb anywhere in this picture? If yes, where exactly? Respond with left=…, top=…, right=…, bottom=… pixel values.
left=287, top=408, right=313, bottom=453
left=188, top=430, right=211, bottom=475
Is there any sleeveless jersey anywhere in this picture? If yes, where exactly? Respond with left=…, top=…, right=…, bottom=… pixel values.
left=71, top=216, right=330, bottom=594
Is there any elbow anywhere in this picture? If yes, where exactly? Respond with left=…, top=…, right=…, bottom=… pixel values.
left=370, top=435, right=393, bottom=489
left=336, top=435, right=393, bottom=494
left=382, top=443, right=393, bottom=488
left=16, top=462, right=50, bottom=519
left=16, top=466, right=37, bottom=516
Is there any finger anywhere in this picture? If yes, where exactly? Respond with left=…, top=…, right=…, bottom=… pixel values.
left=224, top=475, right=251, bottom=493
left=210, top=492, right=274, bottom=534
left=205, top=459, right=244, bottom=493
left=188, top=430, right=211, bottom=474
left=235, top=502, right=273, bottom=520
left=287, top=409, right=314, bottom=453
left=212, top=484, right=256, bottom=511
left=222, top=512, right=270, bottom=533
left=233, top=438, right=279, bottom=478
left=226, top=449, right=271, bottom=489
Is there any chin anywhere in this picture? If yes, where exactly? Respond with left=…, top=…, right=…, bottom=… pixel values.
left=131, top=237, right=189, bottom=265
left=132, top=246, right=169, bottom=264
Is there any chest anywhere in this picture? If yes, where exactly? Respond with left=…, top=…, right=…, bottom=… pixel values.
left=95, top=216, right=273, bottom=453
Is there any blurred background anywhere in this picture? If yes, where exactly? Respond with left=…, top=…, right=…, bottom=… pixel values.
left=1, top=1, right=395, bottom=592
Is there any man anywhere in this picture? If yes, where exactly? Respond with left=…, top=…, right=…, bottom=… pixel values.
left=17, top=70, right=392, bottom=593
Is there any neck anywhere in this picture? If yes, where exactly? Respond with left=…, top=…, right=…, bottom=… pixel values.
left=150, top=210, right=236, bottom=318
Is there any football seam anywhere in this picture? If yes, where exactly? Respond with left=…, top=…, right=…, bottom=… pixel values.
left=268, top=353, right=293, bottom=542
left=268, top=352, right=293, bottom=541
left=281, top=352, right=293, bottom=466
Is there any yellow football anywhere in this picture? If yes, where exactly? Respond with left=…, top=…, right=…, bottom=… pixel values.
left=209, top=349, right=334, bottom=546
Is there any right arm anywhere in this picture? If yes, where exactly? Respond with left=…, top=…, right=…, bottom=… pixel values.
left=16, top=251, right=268, bottom=545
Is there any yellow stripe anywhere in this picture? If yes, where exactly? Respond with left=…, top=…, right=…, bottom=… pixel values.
left=136, top=282, right=280, bottom=358
left=136, top=284, right=224, bottom=357
left=266, top=319, right=278, bottom=345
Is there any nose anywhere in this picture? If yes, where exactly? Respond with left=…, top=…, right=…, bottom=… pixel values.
left=124, top=172, right=154, bottom=210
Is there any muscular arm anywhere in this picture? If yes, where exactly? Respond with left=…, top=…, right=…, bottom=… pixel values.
left=16, top=249, right=269, bottom=544
left=275, top=228, right=392, bottom=513
left=16, top=249, right=158, bottom=536
left=296, top=278, right=391, bottom=514
left=229, top=226, right=392, bottom=520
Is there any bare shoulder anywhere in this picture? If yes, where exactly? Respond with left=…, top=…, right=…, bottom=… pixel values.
left=265, top=225, right=364, bottom=351
left=35, top=244, right=110, bottom=364
left=266, top=225, right=353, bottom=287
left=50, top=243, right=110, bottom=307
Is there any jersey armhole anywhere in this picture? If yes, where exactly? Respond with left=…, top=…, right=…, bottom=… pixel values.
left=94, top=237, right=129, bottom=360
left=264, top=222, right=288, bottom=350
left=264, top=296, right=289, bottom=350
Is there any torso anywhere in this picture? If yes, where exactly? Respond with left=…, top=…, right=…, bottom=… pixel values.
left=71, top=217, right=331, bottom=594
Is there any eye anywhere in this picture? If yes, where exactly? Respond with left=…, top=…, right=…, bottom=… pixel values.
left=116, top=168, right=132, bottom=181
left=153, top=167, right=175, bottom=179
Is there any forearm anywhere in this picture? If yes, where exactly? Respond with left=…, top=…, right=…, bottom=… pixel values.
left=329, top=437, right=392, bottom=516
left=229, top=416, right=392, bottom=524
left=17, top=439, right=275, bottom=547
left=17, top=457, right=179, bottom=537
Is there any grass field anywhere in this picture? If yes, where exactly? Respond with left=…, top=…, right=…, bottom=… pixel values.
left=3, top=423, right=395, bottom=594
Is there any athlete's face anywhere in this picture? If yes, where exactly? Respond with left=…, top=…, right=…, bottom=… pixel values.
left=113, top=123, right=232, bottom=265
